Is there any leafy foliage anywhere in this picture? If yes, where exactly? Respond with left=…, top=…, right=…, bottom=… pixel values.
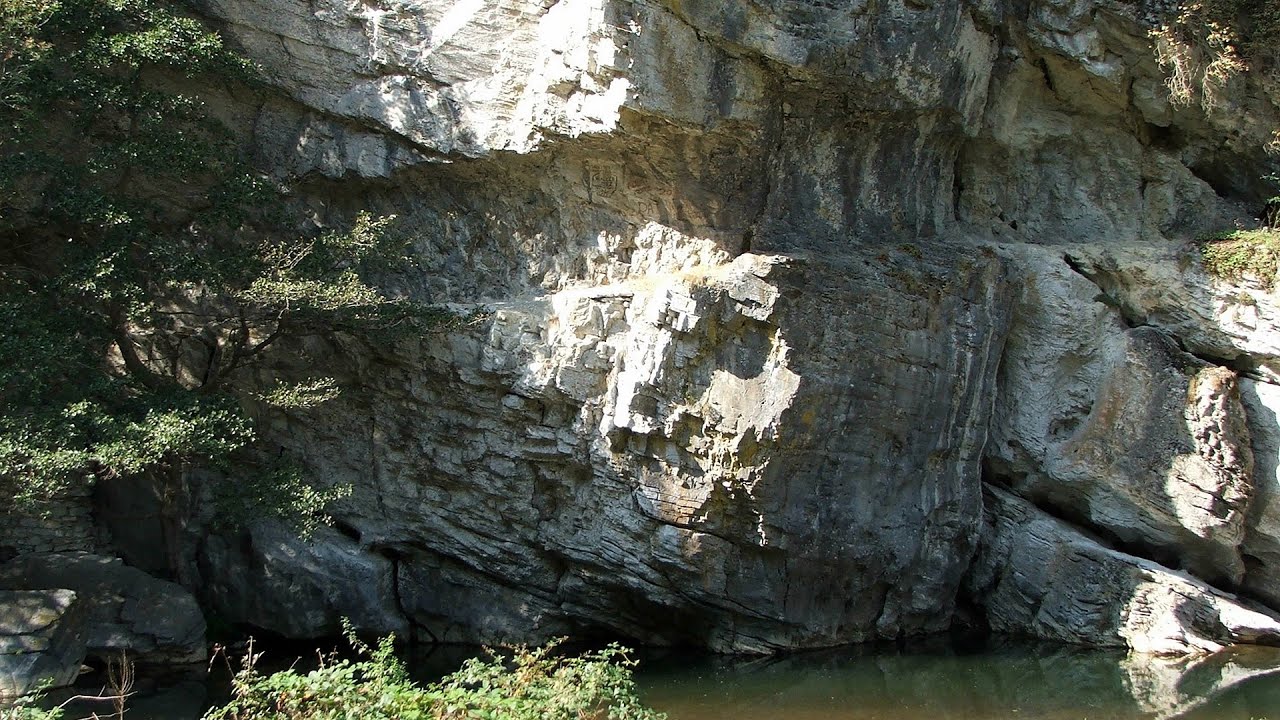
left=0, top=0, right=443, bottom=532
left=253, top=378, right=343, bottom=411
left=1152, top=1, right=1280, bottom=114
left=0, top=695, right=62, bottom=720
left=205, top=633, right=665, bottom=720
left=212, top=457, right=352, bottom=540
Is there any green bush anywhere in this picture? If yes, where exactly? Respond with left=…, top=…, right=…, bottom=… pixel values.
left=204, top=634, right=666, bottom=720
left=0, top=0, right=458, bottom=548
left=0, top=696, right=61, bottom=720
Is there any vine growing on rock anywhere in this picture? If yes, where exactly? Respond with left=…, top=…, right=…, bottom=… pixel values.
left=0, top=0, right=448, bottom=555
left=1151, top=0, right=1280, bottom=123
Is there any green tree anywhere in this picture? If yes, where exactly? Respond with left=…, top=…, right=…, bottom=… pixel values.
left=0, top=0, right=441, bottom=563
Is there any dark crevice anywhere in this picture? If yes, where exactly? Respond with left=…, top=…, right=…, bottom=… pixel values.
left=1171, top=336, right=1257, bottom=377
left=980, top=462, right=1193, bottom=577
left=374, top=546, right=438, bottom=646
left=951, top=143, right=966, bottom=224
left=1187, top=155, right=1277, bottom=205
left=1143, top=122, right=1178, bottom=151
left=1061, top=253, right=1142, bottom=329
left=1061, top=253, right=1263, bottom=377
left=331, top=519, right=362, bottom=543
left=1035, top=56, right=1056, bottom=94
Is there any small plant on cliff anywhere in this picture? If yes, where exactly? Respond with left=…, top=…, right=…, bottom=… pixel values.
left=1198, top=173, right=1280, bottom=285
left=0, top=0, right=450, bottom=552
left=1198, top=226, right=1280, bottom=284
left=1151, top=0, right=1280, bottom=146
left=204, top=632, right=665, bottom=720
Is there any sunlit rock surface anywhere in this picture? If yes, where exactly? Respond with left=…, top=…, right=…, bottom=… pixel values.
left=0, top=590, right=87, bottom=698
left=144, top=0, right=1280, bottom=654
left=201, top=251, right=1009, bottom=652
left=968, top=486, right=1280, bottom=655
left=988, top=244, right=1255, bottom=587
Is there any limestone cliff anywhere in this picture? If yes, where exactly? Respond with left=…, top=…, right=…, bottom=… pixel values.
left=124, top=0, right=1280, bottom=654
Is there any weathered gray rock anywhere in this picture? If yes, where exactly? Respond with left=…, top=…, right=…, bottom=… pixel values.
left=201, top=248, right=1010, bottom=652
left=0, top=590, right=87, bottom=698
left=143, top=0, right=1280, bottom=657
left=199, top=523, right=404, bottom=639
left=988, top=244, right=1254, bottom=587
left=1062, top=246, right=1280, bottom=381
left=968, top=485, right=1280, bottom=655
left=0, top=554, right=205, bottom=664
left=1242, top=378, right=1280, bottom=607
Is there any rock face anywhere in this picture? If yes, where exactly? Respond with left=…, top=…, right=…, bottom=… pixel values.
left=0, top=590, right=88, bottom=698
left=201, top=251, right=1010, bottom=652
left=118, top=0, right=1280, bottom=655
left=987, top=244, right=1256, bottom=587
left=0, top=554, right=206, bottom=664
left=968, top=486, right=1280, bottom=655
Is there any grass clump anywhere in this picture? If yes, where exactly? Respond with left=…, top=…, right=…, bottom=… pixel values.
left=1198, top=227, right=1280, bottom=286
left=204, top=633, right=665, bottom=720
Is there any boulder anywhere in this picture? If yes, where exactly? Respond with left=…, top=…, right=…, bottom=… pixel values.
left=967, top=485, right=1280, bottom=655
left=198, top=522, right=404, bottom=639
left=0, top=589, right=88, bottom=698
left=0, top=554, right=205, bottom=664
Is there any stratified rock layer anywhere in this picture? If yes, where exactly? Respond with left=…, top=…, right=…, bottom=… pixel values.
left=203, top=251, right=1009, bottom=652
left=988, top=245, right=1256, bottom=587
left=138, top=0, right=1280, bottom=655
left=968, top=486, right=1280, bottom=655
left=0, top=590, right=87, bottom=698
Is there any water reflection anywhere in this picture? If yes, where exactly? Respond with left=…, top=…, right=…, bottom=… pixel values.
left=635, top=638, right=1280, bottom=720
left=31, top=636, right=1280, bottom=719
left=41, top=664, right=212, bottom=720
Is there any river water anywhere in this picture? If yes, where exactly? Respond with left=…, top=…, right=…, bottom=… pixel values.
left=633, top=638, right=1280, bottom=720
left=41, top=636, right=1280, bottom=719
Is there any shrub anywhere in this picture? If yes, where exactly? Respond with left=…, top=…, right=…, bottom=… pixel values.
left=0, top=0, right=457, bottom=553
left=0, top=696, right=61, bottom=720
left=204, top=634, right=666, bottom=720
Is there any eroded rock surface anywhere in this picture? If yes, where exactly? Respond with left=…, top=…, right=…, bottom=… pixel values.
left=988, top=244, right=1255, bottom=587
left=0, top=554, right=206, bottom=664
left=119, top=0, right=1280, bottom=655
left=968, top=486, right=1280, bottom=655
left=203, top=250, right=1009, bottom=652
left=0, top=590, right=87, bottom=698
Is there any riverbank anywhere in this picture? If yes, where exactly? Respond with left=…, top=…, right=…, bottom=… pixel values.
left=25, top=636, right=1280, bottom=720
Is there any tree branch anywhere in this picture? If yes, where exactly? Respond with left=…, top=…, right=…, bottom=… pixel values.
left=112, top=328, right=166, bottom=391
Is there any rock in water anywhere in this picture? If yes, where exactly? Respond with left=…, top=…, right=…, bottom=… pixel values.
left=968, top=485, right=1280, bottom=655
left=0, top=589, right=88, bottom=698
left=0, top=554, right=205, bottom=664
